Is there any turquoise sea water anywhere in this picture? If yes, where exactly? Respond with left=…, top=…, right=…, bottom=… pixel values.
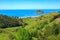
left=0, top=9, right=60, bottom=18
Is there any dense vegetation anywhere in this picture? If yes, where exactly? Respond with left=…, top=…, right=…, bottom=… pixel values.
left=0, top=15, right=26, bottom=28
left=0, top=12, right=60, bottom=40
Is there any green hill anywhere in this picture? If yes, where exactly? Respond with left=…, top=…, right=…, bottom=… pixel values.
left=0, top=15, right=26, bottom=28
left=0, top=12, right=60, bottom=40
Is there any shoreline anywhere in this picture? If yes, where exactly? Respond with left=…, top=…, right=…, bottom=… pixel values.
left=19, top=15, right=41, bottom=18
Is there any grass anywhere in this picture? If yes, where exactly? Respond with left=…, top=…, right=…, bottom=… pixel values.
left=0, top=33, right=10, bottom=40
left=0, top=26, right=21, bottom=40
left=0, top=12, right=60, bottom=40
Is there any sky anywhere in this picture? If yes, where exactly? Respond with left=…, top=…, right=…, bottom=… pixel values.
left=0, top=0, right=60, bottom=9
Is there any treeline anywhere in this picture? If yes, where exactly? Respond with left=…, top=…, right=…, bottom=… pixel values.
left=0, top=14, right=26, bottom=28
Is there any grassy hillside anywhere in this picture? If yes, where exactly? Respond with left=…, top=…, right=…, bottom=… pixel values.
left=0, top=12, right=60, bottom=40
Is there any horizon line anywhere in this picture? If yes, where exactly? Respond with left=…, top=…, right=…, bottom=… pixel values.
left=0, top=9, right=60, bottom=10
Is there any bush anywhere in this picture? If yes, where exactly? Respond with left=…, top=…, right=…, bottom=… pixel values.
left=0, top=14, right=27, bottom=28
left=15, top=28, right=32, bottom=40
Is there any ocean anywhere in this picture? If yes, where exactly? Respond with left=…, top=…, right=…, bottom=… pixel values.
left=0, top=9, right=60, bottom=18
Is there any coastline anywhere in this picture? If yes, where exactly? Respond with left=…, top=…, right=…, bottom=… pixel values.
left=19, top=15, right=41, bottom=18
left=0, top=9, right=60, bottom=19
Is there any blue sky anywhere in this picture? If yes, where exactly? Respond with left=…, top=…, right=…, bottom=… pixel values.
left=0, top=0, right=60, bottom=9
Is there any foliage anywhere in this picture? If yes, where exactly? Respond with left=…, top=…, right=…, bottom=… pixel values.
left=0, top=12, right=60, bottom=40
left=15, top=28, right=32, bottom=40
left=0, top=14, right=27, bottom=28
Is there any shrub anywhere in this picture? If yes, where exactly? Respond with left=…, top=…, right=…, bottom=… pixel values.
left=15, top=28, right=32, bottom=40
